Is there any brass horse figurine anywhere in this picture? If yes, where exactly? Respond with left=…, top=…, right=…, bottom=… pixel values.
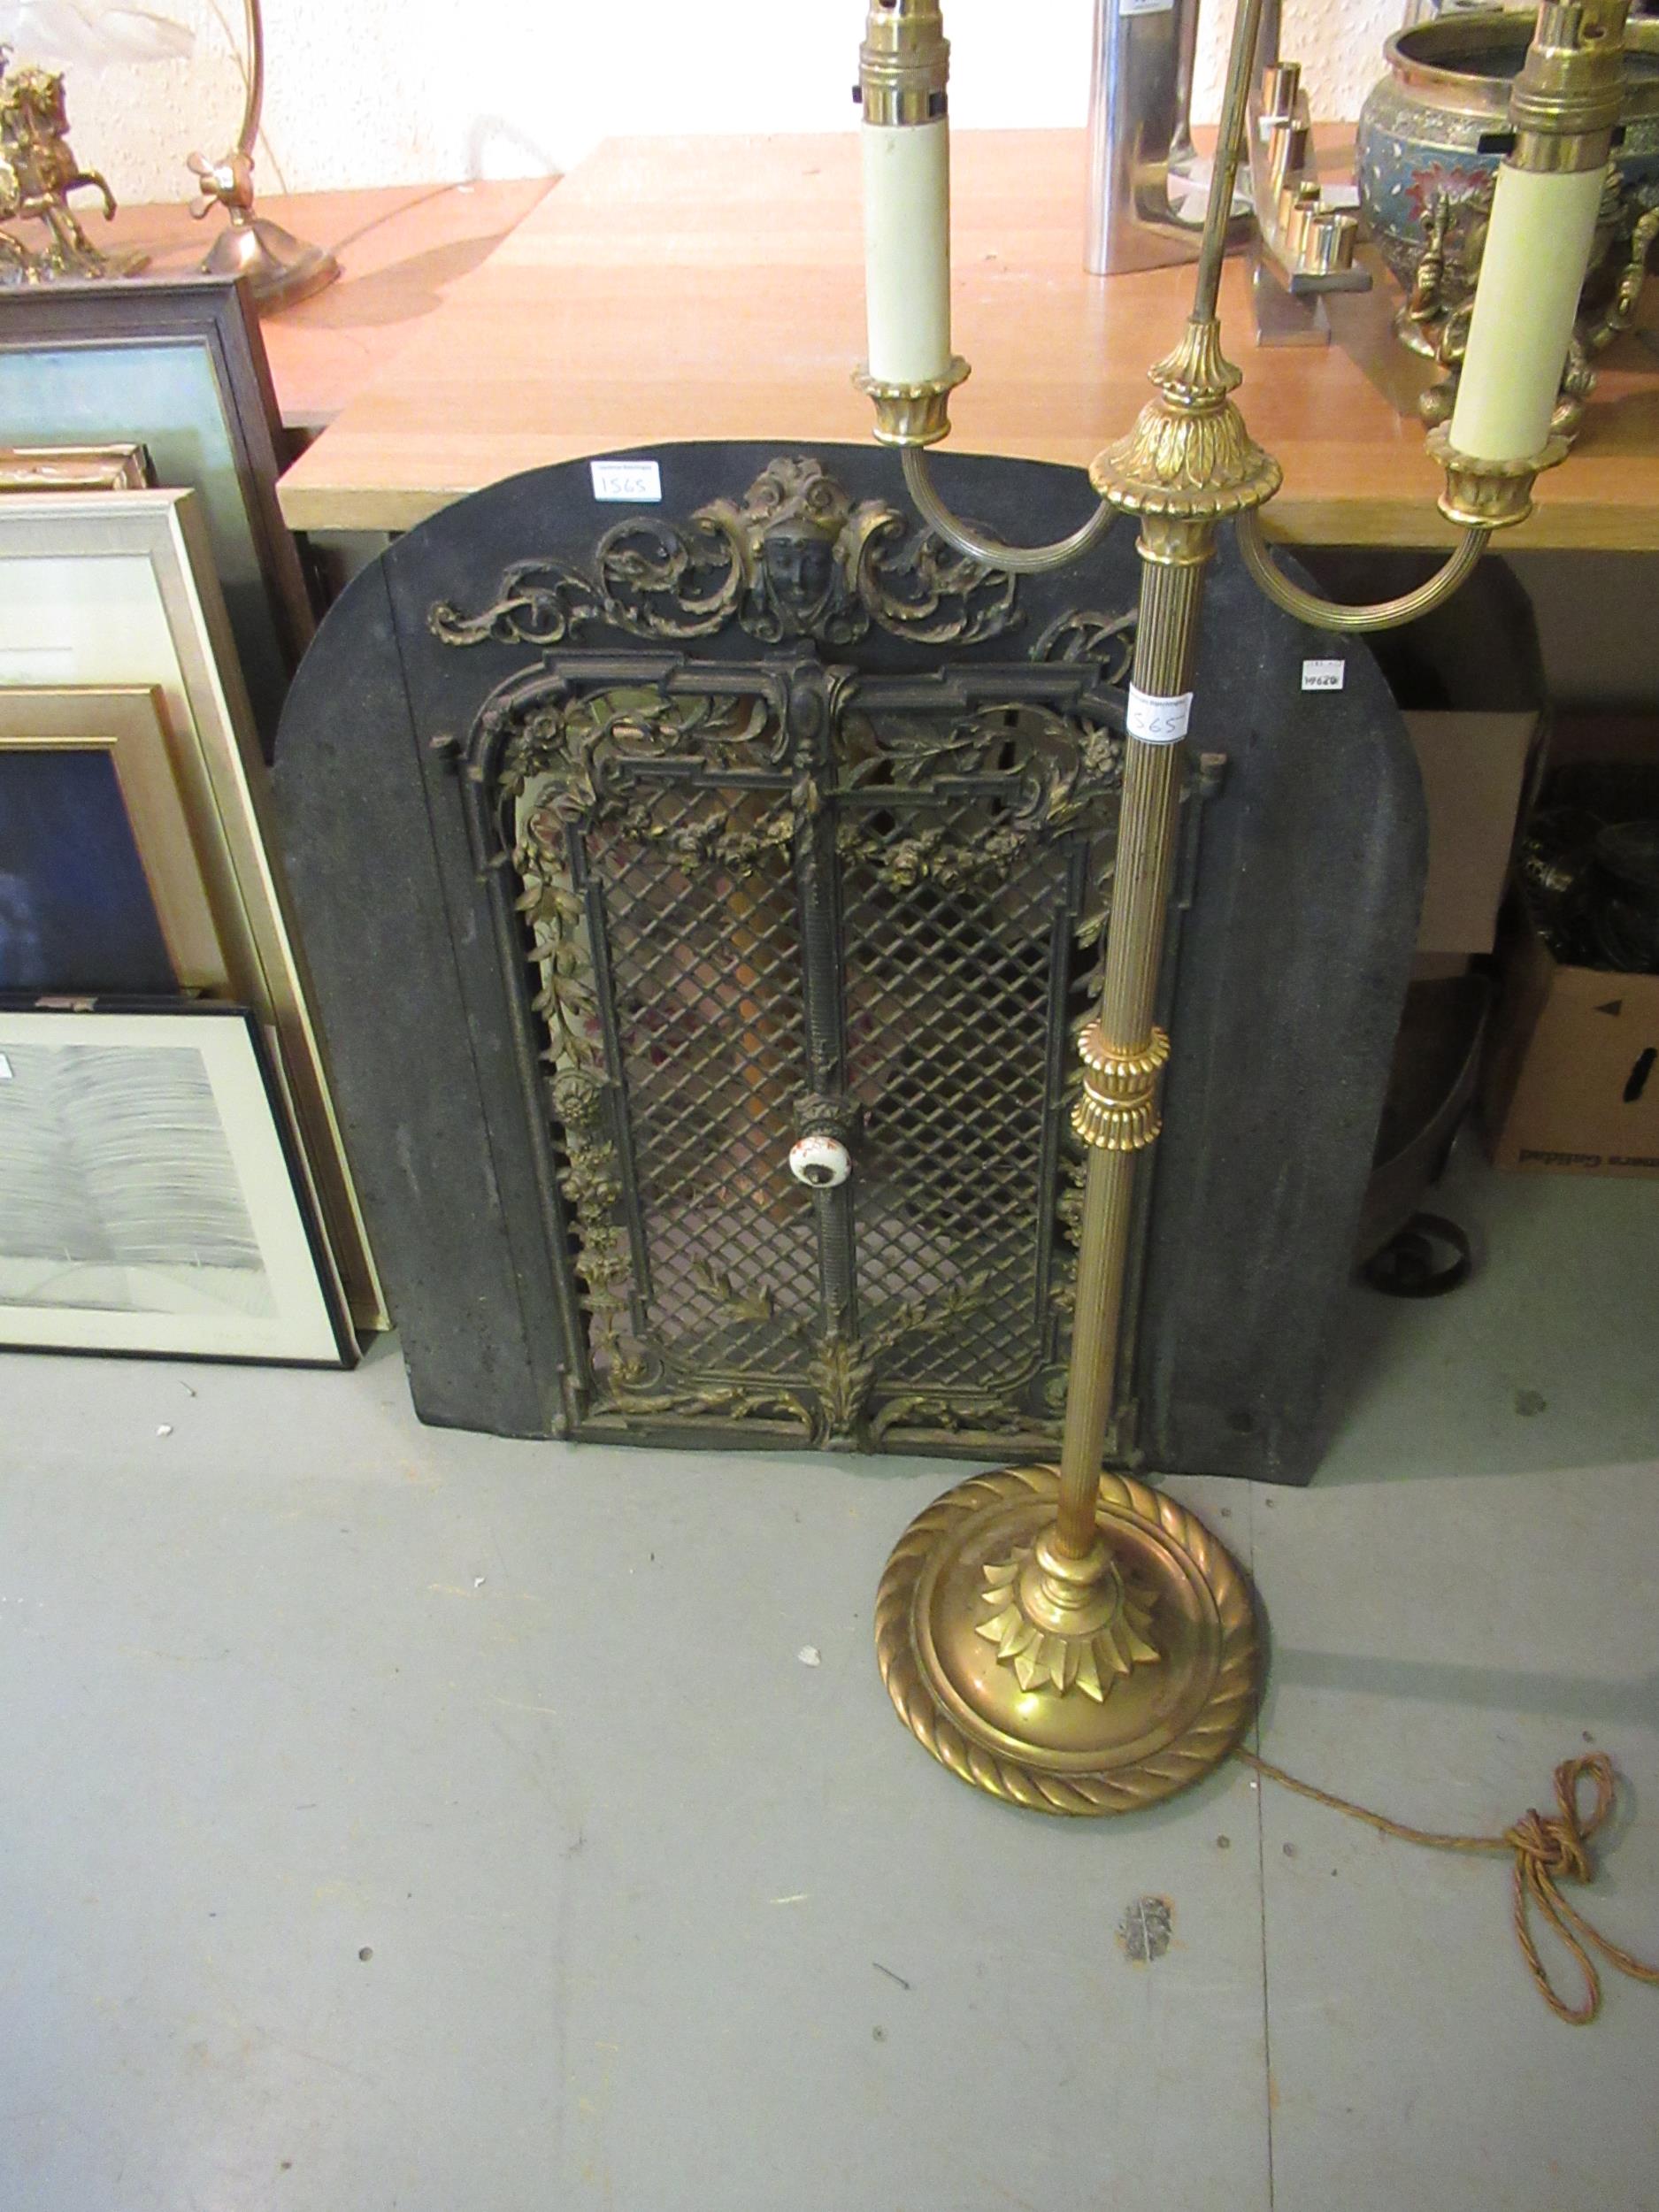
left=0, top=50, right=141, bottom=282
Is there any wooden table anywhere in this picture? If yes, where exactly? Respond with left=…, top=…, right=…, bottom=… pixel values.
left=105, top=180, right=552, bottom=433
left=274, top=131, right=1659, bottom=550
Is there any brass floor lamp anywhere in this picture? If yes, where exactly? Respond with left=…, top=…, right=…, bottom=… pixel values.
left=856, top=0, right=1628, bottom=1813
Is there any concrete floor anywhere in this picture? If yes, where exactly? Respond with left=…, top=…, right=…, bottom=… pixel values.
left=2, top=1145, right=1657, bottom=2212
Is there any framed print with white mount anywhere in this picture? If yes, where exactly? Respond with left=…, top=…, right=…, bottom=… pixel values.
left=0, top=486, right=384, bottom=1333
left=0, top=1002, right=352, bottom=1366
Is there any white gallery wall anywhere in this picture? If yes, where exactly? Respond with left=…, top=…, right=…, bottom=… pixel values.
left=47, top=0, right=1408, bottom=206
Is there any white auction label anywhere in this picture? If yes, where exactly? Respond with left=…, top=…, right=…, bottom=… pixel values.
left=1302, top=658, right=1347, bottom=692
left=1120, top=0, right=1175, bottom=13
left=1125, top=686, right=1194, bottom=744
left=590, top=458, right=663, bottom=504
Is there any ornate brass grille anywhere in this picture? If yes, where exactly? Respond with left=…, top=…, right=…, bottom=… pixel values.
left=599, top=775, right=817, bottom=1379
left=438, top=457, right=1186, bottom=1458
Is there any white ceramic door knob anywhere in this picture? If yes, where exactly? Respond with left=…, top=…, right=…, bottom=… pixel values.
left=788, top=1134, right=852, bottom=1188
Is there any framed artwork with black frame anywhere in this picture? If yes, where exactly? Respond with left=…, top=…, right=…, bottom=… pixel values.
left=0, top=275, right=314, bottom=753
left=0, top=1002, right=353, bottom=1367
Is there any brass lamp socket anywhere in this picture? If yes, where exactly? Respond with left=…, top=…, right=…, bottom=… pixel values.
left=1425, top=425, right=1572, bottom=531
left=858, top=0, right=950, bottom=127
left=854, top=357, right=971, bottom=447
left=1509, top=0, right=1631, bottom=172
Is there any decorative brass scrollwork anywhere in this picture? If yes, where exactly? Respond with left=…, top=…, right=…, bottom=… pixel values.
left=431, top=457, right=1024, bottom=652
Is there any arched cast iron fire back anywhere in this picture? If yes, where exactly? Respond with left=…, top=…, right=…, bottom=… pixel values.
left=275, top=444, right=1426, bottom=1483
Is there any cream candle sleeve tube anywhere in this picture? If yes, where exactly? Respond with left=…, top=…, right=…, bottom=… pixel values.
left=861, top=116, right=953, bottom=388
left=1449, top=159, right=1605, bottom=464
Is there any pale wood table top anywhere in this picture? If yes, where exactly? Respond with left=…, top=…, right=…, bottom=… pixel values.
left=105, top=180, right=552, bottom=432
left=274, top=131, right=1659, bottom=549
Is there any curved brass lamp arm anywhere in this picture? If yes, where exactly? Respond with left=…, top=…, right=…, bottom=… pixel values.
left=236, top=0, right=265, bottom=165
left=1233, top=511, right=1491, bottom=634
left=901, top=445, right=1116, bottom=574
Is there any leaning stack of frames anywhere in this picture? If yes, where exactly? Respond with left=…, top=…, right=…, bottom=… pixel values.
left=0, top=274, right=376, bottom=1365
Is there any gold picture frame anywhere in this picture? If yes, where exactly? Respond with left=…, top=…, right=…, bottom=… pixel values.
left=0, top=686, right=228, bottom=992
left=0, top=444, right=150, bottom=495
left=0, top=487, right=383, bottom=1332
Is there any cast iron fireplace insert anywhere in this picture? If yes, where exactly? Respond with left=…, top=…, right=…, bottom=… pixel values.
left=276, top=444, right=1426, bottom=1484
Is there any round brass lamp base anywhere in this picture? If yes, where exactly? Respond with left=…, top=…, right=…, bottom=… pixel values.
left=876, top=1464, right=1258, bottom=1816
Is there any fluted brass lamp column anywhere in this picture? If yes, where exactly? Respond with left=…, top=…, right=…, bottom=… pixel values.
left=858, top=0, right=1629, bottom=1813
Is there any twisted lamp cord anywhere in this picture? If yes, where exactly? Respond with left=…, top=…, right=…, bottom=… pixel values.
left=1234, top=1748, right=1659, bottom=2024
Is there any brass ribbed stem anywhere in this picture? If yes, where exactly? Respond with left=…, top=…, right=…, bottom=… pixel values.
left=1053, top=529, right=1211, bottom=1560
left=1098, top=554, right=1202, bottom=1048
left=1054, top=1151, right=1138, bottom=1553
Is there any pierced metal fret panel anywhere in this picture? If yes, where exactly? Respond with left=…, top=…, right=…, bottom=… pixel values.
left=596, top=780, right=817, bottom=1373
left=841, top=817, right=1069, bottom=1394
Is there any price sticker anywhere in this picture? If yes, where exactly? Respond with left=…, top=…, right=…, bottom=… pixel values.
left=590, top=458, right=663, bottom=504
left=1302, top=658, right=1347, bottom=692
left=1120, top=0, right=1176, bottom=13
left=1125, top=686, right=1194, bottom=744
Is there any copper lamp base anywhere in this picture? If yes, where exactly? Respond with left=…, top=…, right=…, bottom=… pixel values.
left=876, top=1465, right=1258, bottom=1816
left=200, top=213, right=339, bottom=312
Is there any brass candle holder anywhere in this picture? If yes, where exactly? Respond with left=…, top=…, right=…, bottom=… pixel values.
left=857, top=0, right=1624, bottom=1813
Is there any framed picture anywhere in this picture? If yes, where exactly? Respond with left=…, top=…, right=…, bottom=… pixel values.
left=0, top=276, right=313, bottom=753
left=0, top=1002, right=351, bottom=1365
left=0, top=686, right=227, bottom=995
left=0, top=486, right=384, bottom=1333
left=0, top=443, right=150, bottom=493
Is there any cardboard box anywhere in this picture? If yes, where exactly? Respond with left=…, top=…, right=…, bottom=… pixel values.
left=1481, top=902, right=1659, bottom=1181
left=1405, top=710, right=1540, bottom=956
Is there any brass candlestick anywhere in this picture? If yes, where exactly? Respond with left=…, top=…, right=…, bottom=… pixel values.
left=187, top=0, right=337, bottom=311
left=859, top=0, right=1622, bottom=1813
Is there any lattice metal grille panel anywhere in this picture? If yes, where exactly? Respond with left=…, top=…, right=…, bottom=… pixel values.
left=593, top=782, right=815, bottom=1375
left=841, top=804, right=1069, bottom=1397
left=481, top=651, right=1134, bottom=1453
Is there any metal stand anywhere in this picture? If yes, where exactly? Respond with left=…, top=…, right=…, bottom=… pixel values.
left=858, top=0, right=1580, bottom=1816
left=879, top=16, right=1282, bottom=1815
